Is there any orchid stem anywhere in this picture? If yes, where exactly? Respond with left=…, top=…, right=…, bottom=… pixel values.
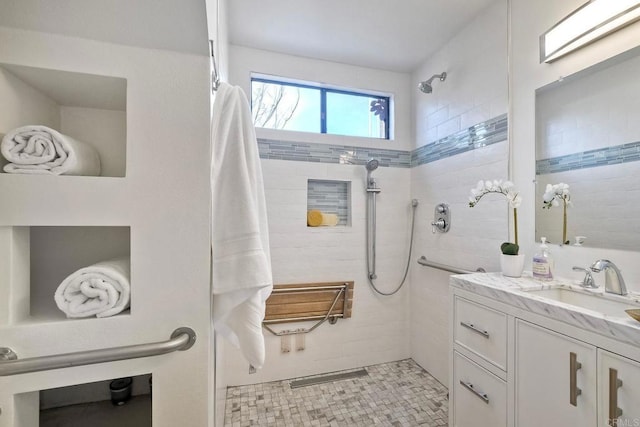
left=562, top=201, right=567, bottom=244
left=513, top=208, right=518, bottom=246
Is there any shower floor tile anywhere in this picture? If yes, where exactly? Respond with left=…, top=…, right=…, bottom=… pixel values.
left=224, top=359, right=448, bottom=426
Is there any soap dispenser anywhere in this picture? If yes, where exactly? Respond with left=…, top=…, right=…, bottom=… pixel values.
left=532, top=237, right=554, bottom=281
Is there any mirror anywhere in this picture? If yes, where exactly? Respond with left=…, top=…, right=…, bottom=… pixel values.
left=535, top=46, right=640, bottom=251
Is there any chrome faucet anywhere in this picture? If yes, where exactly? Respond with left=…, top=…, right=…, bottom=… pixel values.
left=590, top=260, right=628, bottom=296
left=572, top=266, right=597, bottom=288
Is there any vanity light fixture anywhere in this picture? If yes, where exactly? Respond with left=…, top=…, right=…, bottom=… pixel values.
left=540, top=0, right=640, bottom=63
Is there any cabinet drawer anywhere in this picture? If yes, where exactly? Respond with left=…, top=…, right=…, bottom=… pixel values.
left=454, top=297, right=507, bottom=370
left=453, top=351, right=507, bottom=427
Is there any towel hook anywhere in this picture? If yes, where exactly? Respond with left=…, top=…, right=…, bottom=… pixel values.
left=209, top=40, right=221, bottom=92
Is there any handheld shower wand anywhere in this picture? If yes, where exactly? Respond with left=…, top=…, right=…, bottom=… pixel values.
left=365, top=159, right=379, bottom=189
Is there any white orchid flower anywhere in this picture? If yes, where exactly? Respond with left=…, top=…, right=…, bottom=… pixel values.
left=468, top=178, right=520, bottom=248
left=542, top=182, right=571, bottom=209
left=509, top=193, right=522, bottom=209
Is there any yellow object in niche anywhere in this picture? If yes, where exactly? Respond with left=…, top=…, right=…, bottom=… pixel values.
left=321, top=213, right=339, bottom=226
left=307, top=210, right=323, bottom=226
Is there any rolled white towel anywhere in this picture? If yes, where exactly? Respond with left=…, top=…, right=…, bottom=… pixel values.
left=1, top=125, right=101, bottom=175
left=54, top=257, right=130, bottom=318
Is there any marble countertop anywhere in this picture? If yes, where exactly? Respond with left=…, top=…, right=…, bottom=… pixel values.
left=451, top=272, right=640, bottom=347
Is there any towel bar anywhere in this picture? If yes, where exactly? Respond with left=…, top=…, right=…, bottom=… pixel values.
left=417, top=256, right=485, bottom=274
left=0, top=327, right=196, bottom=377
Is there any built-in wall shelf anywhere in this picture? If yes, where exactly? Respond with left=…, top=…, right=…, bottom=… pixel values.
left=0, top=226, right=131, bottom=326
left=0, top=63, right=127, bottom=177
left=12, top=373, right=152, bottom=425
left=307, top=179, right=351, bottom=227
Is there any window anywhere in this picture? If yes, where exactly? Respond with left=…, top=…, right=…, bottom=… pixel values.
left=251, top=77, right=390, bottom=140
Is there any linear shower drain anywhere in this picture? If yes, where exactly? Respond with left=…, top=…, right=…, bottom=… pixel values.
left=289, top=368, right=369, bottom=389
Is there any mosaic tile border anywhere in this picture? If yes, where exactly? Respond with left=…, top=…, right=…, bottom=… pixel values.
left=257, top=114, right=508, bottom=168
left=411, top=113, right=508, bottom=166
left=257, top=139, right=411, bottom=168
left=536, top=140, right=640, bottom=175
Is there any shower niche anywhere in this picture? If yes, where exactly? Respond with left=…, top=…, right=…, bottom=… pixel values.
left=0, top=225, right=131, bottom=325
left=0, top=62, right=127, bottom=177
left=306, top=179, right=351, bottom=227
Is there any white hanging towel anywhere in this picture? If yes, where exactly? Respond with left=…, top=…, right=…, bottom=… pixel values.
left=211, top=82, right=273, bottom=369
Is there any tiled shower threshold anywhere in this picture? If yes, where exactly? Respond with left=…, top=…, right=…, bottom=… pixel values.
left=224, top=359, right=448, bottom=426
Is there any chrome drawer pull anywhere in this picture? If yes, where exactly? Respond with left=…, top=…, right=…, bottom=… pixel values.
left=459, top=380, right=490, bottom=404
left=460, top=321, right=490, bottom=338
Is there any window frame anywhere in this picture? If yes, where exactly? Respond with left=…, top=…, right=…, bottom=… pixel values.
left=251, top=76, right=391, bottom=140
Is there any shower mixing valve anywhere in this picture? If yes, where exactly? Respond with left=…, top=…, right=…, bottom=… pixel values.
left=431, top=203, right=450, bottom=233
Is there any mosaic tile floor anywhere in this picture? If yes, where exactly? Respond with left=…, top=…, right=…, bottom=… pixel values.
left=224, top=359, right=449, bottom=427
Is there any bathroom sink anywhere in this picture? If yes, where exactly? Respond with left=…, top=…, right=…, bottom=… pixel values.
left=525, top=288, right=640, bottom=317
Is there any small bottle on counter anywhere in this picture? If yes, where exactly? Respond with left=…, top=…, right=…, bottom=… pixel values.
left=532, top=237, right=554, bottom=280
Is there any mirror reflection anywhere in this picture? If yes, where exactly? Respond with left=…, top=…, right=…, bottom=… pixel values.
left=535, top=46, right=640, bottom=251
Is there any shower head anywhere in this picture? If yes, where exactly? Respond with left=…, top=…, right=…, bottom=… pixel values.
left=366, top=159, right=379, bottom=189
left=418, top=72, right=447, bottom=94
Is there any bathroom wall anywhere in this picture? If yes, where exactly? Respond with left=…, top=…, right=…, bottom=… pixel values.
left=510, top=0, right=640, bottom=288
left=0, top=25, right=213, bottom=426
left=59, top=107, right=127, bottom=177
left=409, top=1, right=509, bottom=385
left=0, top=66, right=60, bottom=170
left=224, top=45, right=414, bottom=385
left=0, top=66, right=60, bottom=131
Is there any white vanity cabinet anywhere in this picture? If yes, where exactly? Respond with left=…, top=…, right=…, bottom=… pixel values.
left=515, top=320, right=597, bottom=427
left=514, top=320, right=640, bottom=427
left=451, top=296, right=508, bottom=427
left=450, top=277, right=640, bottom=427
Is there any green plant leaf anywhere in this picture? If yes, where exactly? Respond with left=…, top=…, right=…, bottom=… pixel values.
left=501, top=242, right=519, bottom=255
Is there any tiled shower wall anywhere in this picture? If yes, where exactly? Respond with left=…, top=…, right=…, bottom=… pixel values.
left=409, top=0, right=508, bottom=386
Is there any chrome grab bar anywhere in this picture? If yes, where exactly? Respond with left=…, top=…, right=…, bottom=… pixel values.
left=0, top=327, right=196, bottom=377
left=417, top=256, right=485, bottom=274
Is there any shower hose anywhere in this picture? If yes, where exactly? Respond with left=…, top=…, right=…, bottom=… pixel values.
left=366, top=197, right=418, bottom=296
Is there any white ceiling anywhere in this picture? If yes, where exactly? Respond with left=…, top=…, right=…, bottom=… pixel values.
left=228, top=0, right=499, bottom=73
